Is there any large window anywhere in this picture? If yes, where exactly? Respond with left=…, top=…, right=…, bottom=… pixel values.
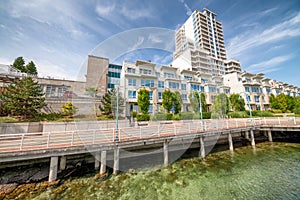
left=169, top=82, right=179, bottom=89
left=181, top=84, right=186, bottom=90
left=128, top=90, right=136, bottom=99
left=254, top=96, right=260, bottom=103
left=182, top=94, right=187, bottom=100
left=266, top=87, right=271, bottom=94
left=140, top=68, right=152, bottom=75
left=128, top=78, right=136, bottom=86
left=245, top=87, right=250, bottom=92
left=224, top=88, right=230, bottom=94
left=164, top=72, right=175, bottom=78
left=149, top=91, right=153, bottom=100
left=158, top=81, right=164, bottom=89
left=191, top=84, right=204, bottom=92
left=127, top=68, right=135, bottom=74
left=158, top=92, right=162, bottom=100
left=141, top=79, right=154, bottom=88
left=184, top=75, right=193, bottom=81
left=209, top=86, right=216, bottom=93
left=252, top=87, right=260, bottom=93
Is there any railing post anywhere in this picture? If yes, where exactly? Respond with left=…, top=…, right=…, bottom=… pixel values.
left=244, top=119, right=247, bottom=127
left=71, top=131, right=75, bottom=146
left=118, top=129, right=121, bottom=142
left=158, top=124, right=160, bottom=135
left=188, top=123, right=191, bottom=133
left=112, top=128, right=115, bottom=141
left=264, top=117, right=267, bottom=125
left=235, top=119, right=238, bottom=128
left=140, top=126, right=142, bottom=139
left=278, top=117, right=281, bottom=125
left=47, top=132, right=51, bottom=148
left=294, top=117, right=296, bottom=125
left=226, top=120, right=229, bottom=129
left=174, top=124, right=176, bottom=135
left=20, top=134, right=25, bottom=150
left=93, top=130, right=96, bottom=144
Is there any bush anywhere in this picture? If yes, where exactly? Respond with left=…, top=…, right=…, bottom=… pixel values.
left=192, top=112, right=212, bottom=120
left=151, top=113, right=172, bottom=121
left=271, top=109, right=282, bottom=113
left=172, top=114, right=181, bottom=120
left=34, top=113, right=63, bottom=121
left=228, top=111, right=249, bottom=118
left=293, top=108, right=300, bottom=115
left=180, top=112, right=194, bottom=120
left=132, top=111, right=137, bottom=118
left=136, top=114, right=150, bottom=121
left=254, top=111, right=274, bottom=117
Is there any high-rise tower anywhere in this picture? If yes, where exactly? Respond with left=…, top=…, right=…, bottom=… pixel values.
left=173, top=8, right=226, bottom=76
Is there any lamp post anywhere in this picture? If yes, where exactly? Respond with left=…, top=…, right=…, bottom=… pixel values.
left=239, top=92, right=253, bottom=125
left=115, top=86, right=119, bottom=141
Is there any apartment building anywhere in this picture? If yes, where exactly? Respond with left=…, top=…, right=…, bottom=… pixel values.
left=119, top=60, right=229, bottom=116
left=173, top=8, right=226, bottom=76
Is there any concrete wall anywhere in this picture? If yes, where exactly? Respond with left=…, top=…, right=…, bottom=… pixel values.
left=0, top=120, right=131, bottom=134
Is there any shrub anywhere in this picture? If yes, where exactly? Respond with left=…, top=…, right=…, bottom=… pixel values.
left=202, top=112, right=212, bottom=119
left=61, top=102, right=78, bottom=117
left=34, top=113, right=63, bottom=121
left=136, top=114, right=150, bottom=121
left=293, top=108, right=300, bottom=114
left=228, top=111, right=249, bottom=118
left=172, top=114, right=181, bottom=120
left=271, top=109, right=282, bottom=113
left=180, top=112, right=194, bottom=120
left=255, top=111, right=274, bottom=117
left=132, top=111, right=137, bottom=118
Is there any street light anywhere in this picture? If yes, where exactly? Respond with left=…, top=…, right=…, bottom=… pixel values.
left=115, top=86, right=119, bottom=141
left=239, top=92, right=253, bottom=125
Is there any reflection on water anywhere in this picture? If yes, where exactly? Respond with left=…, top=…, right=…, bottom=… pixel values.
left=5, top=142, right=300, bottom=200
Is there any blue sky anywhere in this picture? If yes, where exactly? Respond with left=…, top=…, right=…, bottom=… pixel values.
left=0, top=0, right=300, bottom=86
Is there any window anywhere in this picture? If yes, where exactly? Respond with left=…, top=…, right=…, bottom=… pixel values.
left=224, top=89, right=230, bottom=94
left=246, top=78, right=251, bottom=83
left=149, top=91, right=153, bottom=100
left=252, top=87, right=260, bottom=93
left=140, top=68, right=152, bottom=75
left=245, top=87, right=250, bottom=92
left=158, top=92, right=162, bottom=100
left=158, top=81, right=164, bottom=89
left=211, top=95, right=216, bottom=102
left=128, top=90, right=136, bottom=99
left=209, top=87, right=216, bottom=93
left=266, top=87, right=271, bottom=94
left=184, top=75, right=193, bottom=81
left=156, top=72, right=160, bottom=78
left=164, top=72, right=175, bottom=78
left=254, top=96, right=260, bottom=103
left=182, top=94, right=187, bottom=100
left=127, top=68, right=135, bottom=74
left=108, top=71, right=120, bottom=78
left=246, top=95, right=251, bottom=102
left=181, top=84, right=186, bottom=90
left=148, top=104, right=153, bottom=114
left=169, top=82, right=179, bottom=89
left=128, top=78, right=136, bottom=86
left=141, top=79, right=154, bottom=88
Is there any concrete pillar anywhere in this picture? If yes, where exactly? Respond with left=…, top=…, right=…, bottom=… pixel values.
left=113, top=147, right=119, bottom=175
left=267, top=130, right=273, bottom=142
left=245, top=131, right=249, bottom=140
left=163, top=140, right=169, bottom=166
left=250, top=129, right=256, bottom=147
left=59, top=156, right=66, bottom=171
left=49, top=156, right=58, bottom=182
left=100, top=151, right=107, bottom=175
left=228, top=133, right=234, bottom=152
left=94, top=152, right=101, bottom=169
left=200, top=136, right=205, bottom=158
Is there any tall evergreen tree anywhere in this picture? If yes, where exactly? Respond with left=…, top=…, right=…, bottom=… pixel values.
left=13, top=56, right=26, bottom=72
left=99, top=89, right=124, bottom=119
left=0, top=77, right=46, bottom=118
left=26, top=61, right=38, bottom=75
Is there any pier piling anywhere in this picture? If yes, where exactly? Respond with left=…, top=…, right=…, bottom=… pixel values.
left=49, top=156, right=58, bottom=182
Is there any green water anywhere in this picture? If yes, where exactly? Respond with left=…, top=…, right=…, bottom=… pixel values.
left=7, top=142, right=300, bottom=199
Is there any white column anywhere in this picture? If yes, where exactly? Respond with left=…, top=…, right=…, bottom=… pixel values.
left=59, top=156, right=66, bottom=171
left=200, top=136, right=205, bottom=158
left=163, top=140, right=169, bottom=166
left=100, top=151, right=107, bottom=175
left=228, top=133, right=234, bottom=152
left=94, top=152, right=101, bottom=169
left=250, top=129, right=256, bottom=147
left=113, top=147, right=119, bottom=175
left=267, top=130, right=273, bottom=142
left=49, top=156, right=58, bottom=182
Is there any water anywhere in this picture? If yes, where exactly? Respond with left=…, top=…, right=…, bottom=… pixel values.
left=4, top=142, right=300, bottom=200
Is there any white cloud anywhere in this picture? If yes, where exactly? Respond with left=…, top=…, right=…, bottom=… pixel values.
left=152, top=54, right=173, bottom=65
left=178, top=0, right=192, bottom=16
left=227, top=12, right=300, bottom=58
left=246, top=54, right=294, bottom=73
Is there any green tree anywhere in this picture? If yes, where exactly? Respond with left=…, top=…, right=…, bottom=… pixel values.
left=270, top=94, right=280, bottom=109
left=188, top=91, right=206, bottom=113
left=229, top=94, right=245, bottom=111
left=99, top=88, right=124, bottom=119
left=162, top=89, right=173, bottom=113
left=276, top=94, right=288, bottom=112
left=137, top=88, right=150, bottom=114
left=172, top=91, right=182, bottom=114
left=212, top=93, right=229, bottom=118
left=13, top=56, right=26, bottom=72
left=0, top=77, right=46, bottom=118
left=25, top=61, right=38, bottom=75
left=61, top=102, right=78, bottom=117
